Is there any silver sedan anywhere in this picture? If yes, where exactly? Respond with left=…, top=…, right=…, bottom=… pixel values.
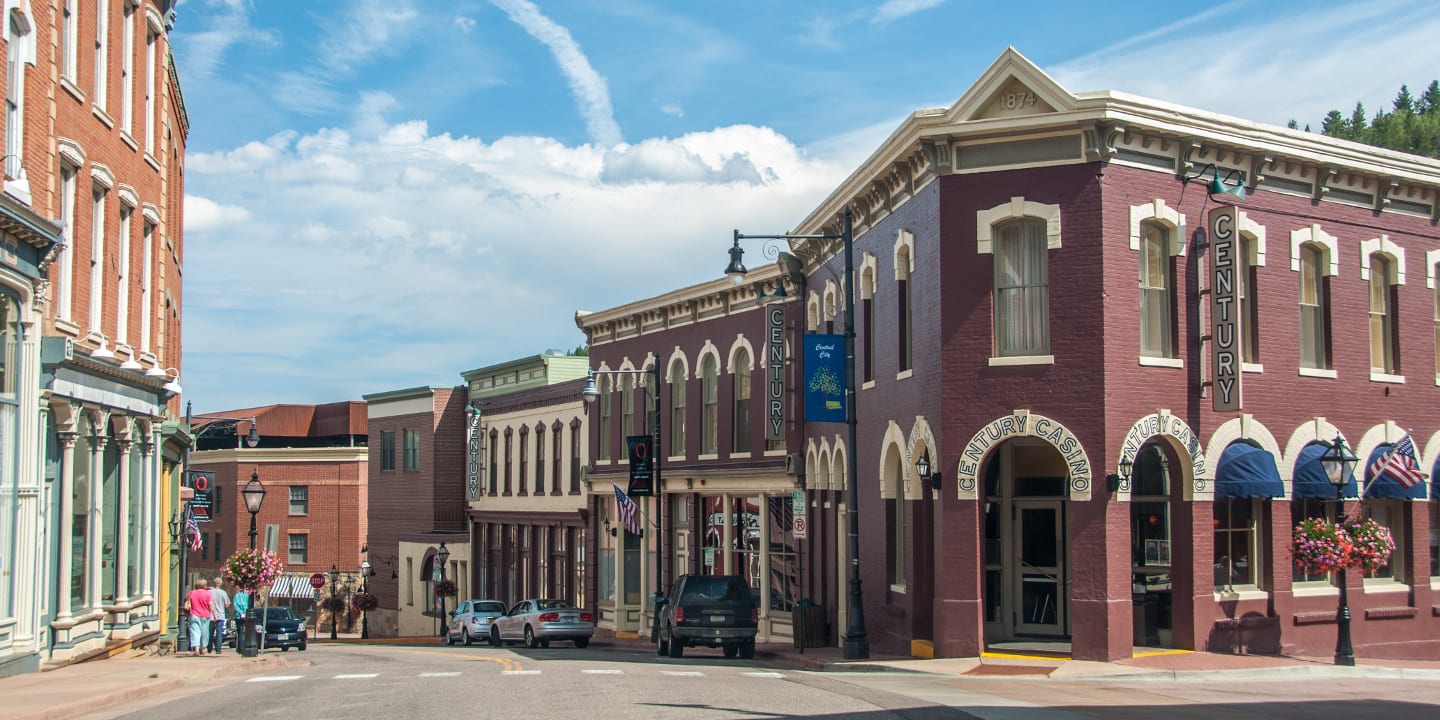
left=446, top=599, right=507, bottom=646
left=490, top=598, right=594, bottom=649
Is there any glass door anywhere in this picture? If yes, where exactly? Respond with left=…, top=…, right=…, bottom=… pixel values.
left=1013, top=500, right=1066, bottom=636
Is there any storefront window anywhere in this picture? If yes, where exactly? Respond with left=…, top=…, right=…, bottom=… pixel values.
left=573, top=528, right=586, bottom=608
left=102, top=439, right=119, bottom=603
left=1293, top=498, right=1336, bottom=583
left=623, top=528, right=641, bottom=605
left=72, top=417, right=93, bottom=609
left=731, top=496, right=761, bottom=593
left=1214, top=499, right=1257, bottom=590
left=598, top=520, right=615, bottom=604
left=701, top=495, right=724, bottom=575
left=127, top=445, right=141, bottom=594
left=0, top=292, right=15, bottom=619
left=767, top=496, right=797, bottom=611
left=1362, top=502, right=1403, bottom=582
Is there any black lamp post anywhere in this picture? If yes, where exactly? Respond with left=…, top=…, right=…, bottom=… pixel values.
left=168, top=513, right=189, bottom=653
left=436, top=542, right=451, bottom=638
left=360, top=559, right=372, bottom=640
left=1319, top=435, right=1359, bottom=666
left=582, top=352, right=664, bottom=640
left=242, top=470, right=265, bottom=550
left=329, top=564, right=340, bottom=640
left=732, top=208, right=868, bottom=659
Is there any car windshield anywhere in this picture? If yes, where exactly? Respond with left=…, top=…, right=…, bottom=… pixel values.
left=255, top=608, right=296, bottom=621
left=681, top=577, right=749, bottom=602
left=475, top=602, right=506, bottom=614
left=536, top=599, right=571, bottom=610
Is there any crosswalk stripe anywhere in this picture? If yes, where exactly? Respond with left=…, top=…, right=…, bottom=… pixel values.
left=741, top=672, right=786, bottom=678
left=661, top=671, right=704, bottom=676
left=334, top=674, right=379, bottom=679
left=502, top=670, right=542, bottom=675
left=247, top=675, right=304, bottom=683
left=419, top=672, right=462, bottom=677
left=582, top=669, right=624, bottom=674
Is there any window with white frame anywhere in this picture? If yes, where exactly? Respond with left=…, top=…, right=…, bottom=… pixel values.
left=993, top=218, right=1049, bottom=356
left=732, top=348, right=751, bottom=454
left=1240, top=234, right=1260, bottom=364
left=887, top=447, right=905, bottom=587
left=0, top=292, right=16, bottom=619
left=700, top=354, right=718, bottom=454
left=5, top=7, right=30, bottom=184
left=1213, top=499, right=1261, bottom=590
left=120, top=2, right=134, bottom=134
left=115, top=205, right=131, bottom=344
left=57, top=163, right=77, bottom=321
left=597, top=375, right=612, bottom=461
left=1362, top=501, right=1405, bottom=582
left=89, top=185, right=107, bottom=330
left=519, top=429, right=528, bottom=495
left=535, top=425, right=545, bottom=495
left=62, top=0, right=77, bottom=84
left=140, top=219, right=153, bottom=351
left=669, top=359, right=686, bottom=456
left=620, top=376, right=634, bottom=439
left=1369, top=254, right=1398, bottom=374
left=1139, top=221, right=1174, bottom=358
left=287, top=533, right=308, bottom=565
left=1299, top=244, right=1330, bottom=369
left=144, top=27, right=156, bottom=154
left=93, top=0, right=109, bottom=111
left=896, top=244, right=913, bottom=372
left=288, top=485, right=308, bottom=515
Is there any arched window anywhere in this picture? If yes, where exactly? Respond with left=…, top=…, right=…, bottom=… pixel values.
left=896, top=246, right=913, bottom=372
left=885, top=445, right=906, bottom=587
left=994, top=218, right=1048, bottom=356
left=700, top=355, right=718, bottom=454
left=1139, top=221, right=1173, bottom=358
left=732, top=348, right=751, bottom=454
left=669, top=359, right=686, bottom=456
left=1369, top=254, right=1398, bottom=374
left=597, top=375, right=612, bottom=462
left=620, top=376, right=634, bottom=437
left=1299, top=244, right=1330, bottom=369
left=861, top=266, right=875, bottom=383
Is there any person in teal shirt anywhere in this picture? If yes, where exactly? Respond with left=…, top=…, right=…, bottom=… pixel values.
left=233, top=589, right=251, bottom=651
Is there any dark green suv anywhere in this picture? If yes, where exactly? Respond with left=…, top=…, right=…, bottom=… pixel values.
left=657, top=574, right=757, bottom=659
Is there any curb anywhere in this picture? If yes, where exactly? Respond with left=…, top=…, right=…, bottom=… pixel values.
left=1051, top=664, right=1440, bottom=683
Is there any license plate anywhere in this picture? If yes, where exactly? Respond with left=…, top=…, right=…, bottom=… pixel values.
left=561, top=614, right=577, bottom=622
left=277, top=633, right=288, bottom=639
left=709, top=615, right=725, bottom=622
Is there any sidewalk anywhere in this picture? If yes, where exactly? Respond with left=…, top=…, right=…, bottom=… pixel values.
left=8, top=633, right=1438, bottom=720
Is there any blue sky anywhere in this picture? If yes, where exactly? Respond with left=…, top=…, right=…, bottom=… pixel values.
left=171, top=0, right=1440, bottom=411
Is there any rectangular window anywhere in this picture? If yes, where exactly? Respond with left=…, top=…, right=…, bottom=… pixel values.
left=140, top=221, right=153, bottom=351
left=289, top=486, right=308, bottom=515
left=380, top=430, right=395, bottom=471
left=1369, top=255, right=1396, bottom=373
left=569, top=425, right=580, bottom=494
left=1293, top=498, right=1337, bottom=583
left=620, top=378, right=634, bottom=440
left=403, top=428, right=420, bottom=470
left=93, top=0, right=109, bottom=111
left=1430, top=500, right=1439, bottom=578
left=519, top=432, right=528, bottom=495
left=5, top=15, right=24, bottom=182
left=1213, top=499, right=1259, bottom=590
left=552, top=424, right=562, bottom=494
left=863, top=295, right=875, bottom=383
left=1299, top=245, right=1329, bottom=369
left=1240, top=235, right=1259, bottom=364
left=488, top=432, right=498, bottom=495
left=214, top=533, right=222, bottom=562
left=994, top=219, right=1049, bottom=356
left=535, top=429, right=546, bottom=495
left=58, top=166, right=77, bottom=320
left=287, top=534, right=308, bottom=564
left=701, top=358, right=717, bottom=454
left=89, top=186, right=107, bottom=330
left=144, top=29, right=156, bottom=154
left=504, top=435, right=513, bottom=495
left=1362, top=502, right=1404, bottom=582
left=406, top=558, right=414, bottom=605
left=732, top=353, right=751, bottom=454
left=214, top=484, right=223, bottom=518
left=120, top=3, right=134, bottom=133
left=598, top=378, right=612, bottom=461
left=1139, top=223, right=1174, bottom=358
left=116, top=206, right=131, bottom=344
left=62, top=1, right=78, bottom=83
left=669, top=364, right=686, bottom=455
left=898, top=267, right=913, bottom=372
left=0, top=296, right=13, bottom=618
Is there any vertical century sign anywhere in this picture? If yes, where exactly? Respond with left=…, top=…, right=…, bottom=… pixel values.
left=766, top=304, right=786, bottom=440
left=466, top=409, right=482, bottom=499
left=1209, top=205, right=1243, bottom=412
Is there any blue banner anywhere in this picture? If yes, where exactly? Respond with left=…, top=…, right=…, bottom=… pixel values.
left=803, top=334, right=846, bottom=423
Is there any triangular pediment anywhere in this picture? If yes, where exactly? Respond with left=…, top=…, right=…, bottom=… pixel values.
left=947, top=47, right=1076, bottom=123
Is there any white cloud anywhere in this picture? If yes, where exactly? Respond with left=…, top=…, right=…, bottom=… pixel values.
left=175, top=1, right=277, bottom=80
left=182, top=110, right=846, bottom=408
left=454, top=15, right=477, bottom=32
left=872, top=0, right=947, bottom=25
left=489, top=0, right=623, bottom=147
left=317, top=0, right=419, bottom=74
left=660, top=103, right=684, bottom=118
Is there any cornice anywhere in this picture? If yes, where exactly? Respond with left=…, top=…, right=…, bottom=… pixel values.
left=190, top=447, right=368, bottom=464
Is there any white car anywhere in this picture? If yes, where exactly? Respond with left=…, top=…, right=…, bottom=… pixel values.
left=490, top=598, right=594, bottom=649
left=446, top=599, right=507, bottom=646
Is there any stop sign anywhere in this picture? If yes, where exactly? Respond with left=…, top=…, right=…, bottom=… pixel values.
left=310, top=572, right=326, bottom=589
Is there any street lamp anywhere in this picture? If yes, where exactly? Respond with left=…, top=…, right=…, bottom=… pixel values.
left=360, top=558, right=373, bottom=640
left=242, top=470, right=266, bottom=549
left=436, top=542, right=451, bottom=638
left=732, top=207, right=869, bottom=660
left=329, top=564, right=341, bottom=640
left=582, top=354, right=664, bottom=640
left=1318, top=435, right=1359, bottom=666
left=167, top=513, right=190, bottom=653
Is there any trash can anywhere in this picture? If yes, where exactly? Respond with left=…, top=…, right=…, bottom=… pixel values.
left=792, top=600, right=825, bottom=649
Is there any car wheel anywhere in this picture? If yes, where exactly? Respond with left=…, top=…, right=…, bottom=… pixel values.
left=524, top=626, right=540, bottom=649
left=667, top=630, right=684, bottom=658
left=723, top=643, right=739, bottom=659
left=281, top=646, right=290, bottom=652
left=739, top=640, right=755, bottom=660
left=490, top=626, right=503, bottom=647
left=657, top=633, right=669, bottom=656
left=574, top=638, right=589, bottom=649
left=298, top=642, right=307, bottom=652
left=463, top=629, right=474, bottom=646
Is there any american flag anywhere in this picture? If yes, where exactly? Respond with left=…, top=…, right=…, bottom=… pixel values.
left=613, top=484, right=642, bottom=536
left=185, top=510, right=203, bottom=552
left=1368, top=434, right=1426, bottom=489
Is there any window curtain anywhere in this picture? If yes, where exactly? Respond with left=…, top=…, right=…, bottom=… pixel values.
left=994, top=220, right=1048, bottom=355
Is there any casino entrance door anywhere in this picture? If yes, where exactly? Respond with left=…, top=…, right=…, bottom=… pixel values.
left=981, top=439, right=1071, bottom=646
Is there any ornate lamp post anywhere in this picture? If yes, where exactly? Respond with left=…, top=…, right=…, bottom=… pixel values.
left=242, top=471, right=265, bottom=549
left=359, top=559, right=372, bottom=640
left=436, top=542, right=451, bottom=638
left=1319, top=435, right=1359, bottom=666
left=731, top=208, right=869, bottom=659
left=329, top=564, right=341, bottom=640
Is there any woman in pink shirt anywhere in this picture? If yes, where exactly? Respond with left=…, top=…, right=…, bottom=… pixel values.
left=185, top=578, right=215, bottom=656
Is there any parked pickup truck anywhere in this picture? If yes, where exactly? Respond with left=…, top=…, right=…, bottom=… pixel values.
left=657, top=574, right=757, bottom=659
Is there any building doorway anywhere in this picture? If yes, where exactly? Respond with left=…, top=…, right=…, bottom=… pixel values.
left=982, top=439, right=1070, bottom=645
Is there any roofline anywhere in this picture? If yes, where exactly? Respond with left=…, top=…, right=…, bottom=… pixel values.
left=362, top=386, right=440, bottom=403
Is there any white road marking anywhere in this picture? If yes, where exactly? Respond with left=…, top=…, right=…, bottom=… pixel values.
left=661, top=671, right=705, bottom=676
left=742, top=672, right=786, bottom=678
left=502, top=670, right=542, bottom=675
left=419, top=672, right=462, bottom=677
left=334, top=674, right=379, bottom=679
left=582, top=669, right=624, bottom=674
left=246, top=675, right=304, bottom=683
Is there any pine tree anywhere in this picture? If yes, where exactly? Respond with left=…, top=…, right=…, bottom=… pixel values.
left=1393, top=84, right=1415, bottom=114
left=1420, top=80, right=1440, bottom=114
left=1313, top=80, right=1440, bottom=158
left=1349, top=102, right=1367, bottom=142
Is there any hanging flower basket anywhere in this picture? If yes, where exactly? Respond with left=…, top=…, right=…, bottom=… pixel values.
left=321, top=595, right=348, bottom=613
left=434, top=579, right=458, bottom=598
left=221, top=548, right=284, bottom=593
left=1342, top=518, right=1395, bottom=573
left=352, top=591, right=379, bottom=613
left=1291, top=518, right=1352, bottom=575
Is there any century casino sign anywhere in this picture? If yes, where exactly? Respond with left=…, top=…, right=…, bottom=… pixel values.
left=1209, top=206, right=1242, bottom=412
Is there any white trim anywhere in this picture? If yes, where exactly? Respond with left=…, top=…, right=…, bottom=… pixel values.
left=1213, top=588, right=1268, bottom=603
left=1369, top=371, right=1405, bottom=384
left=975, top=196, right=1061, bottom=255
left=1291, top=584, right=1338, bottom=598
left=1235, top=210, right=1266, bottom=266
left=140, top=202, right=159, bottom=225
left=1242, top=362, right=1263, bottom=374
left=1360, top=235, right=1406, bottom=285
left=1427, top=249, right=1440, bottom=290
left=116, top=184, right=138, bottom=208
left=895, top=369, right=913, bottom=381
left=89, top=163, right=115, bottom=189
left=987, top=354, right=1054, bottom=366
left=693, top=340, right=720, bottom=380
left=1289, top=225, right=1339, bottom=276
left=1299, top=367, right=1337, bottom=379
left=57, top=136, right=86, bottom=166
left=892, top=229, right=914, bottom=280
left=1361, top=578, right=1409, bottom=593
left=1138, top=356, right=1182, bottom=368
left=1128, top=199, right=1186, bottom=255
left=859, top=253, right=878, bottom=300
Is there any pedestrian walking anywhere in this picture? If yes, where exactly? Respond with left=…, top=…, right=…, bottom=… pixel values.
left=233, top=586, right=251, bottom=652
left=184, top=578, right=214, bottom=656
left=209, top=577, right=232, bottom=654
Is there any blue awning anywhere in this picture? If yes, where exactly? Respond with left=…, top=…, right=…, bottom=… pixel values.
left=1292, top=442, right=1358, bottom=499
left=1364, top=445, right=1427, bottom=500
left=1215, top=443, right=1284, bottom=499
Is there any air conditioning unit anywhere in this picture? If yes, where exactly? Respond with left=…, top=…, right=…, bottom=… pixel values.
left=784, top=453, right=803, bottom=476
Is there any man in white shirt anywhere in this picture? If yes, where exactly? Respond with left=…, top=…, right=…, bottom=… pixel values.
left=209, top=577, right=232, bottom=654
